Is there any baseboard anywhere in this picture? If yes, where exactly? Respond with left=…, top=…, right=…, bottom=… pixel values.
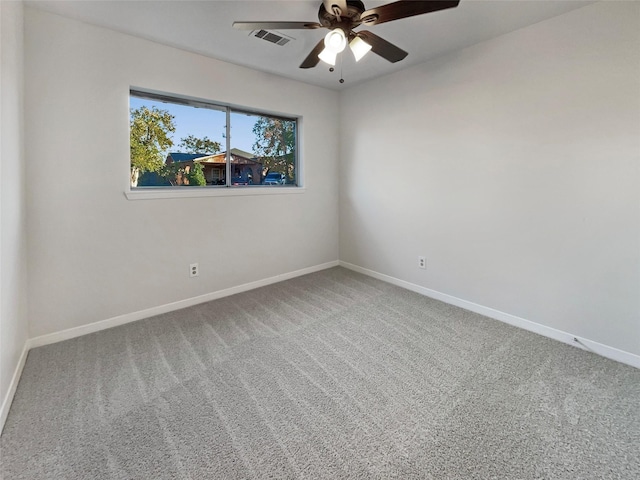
left=339, top=261, right=640, bottom=370
left=0, top=341, right=29, bottom=434
left=29, top=260, right=339, bottom=350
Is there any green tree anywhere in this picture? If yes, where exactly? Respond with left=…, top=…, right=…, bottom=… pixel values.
left=252, top=117, right=296, bottom=181
left=130, top=106, right=175, bottom=186
left=179, top=135, right=221, bottom=154
left=156, top=134, right=217, bottom=187
left=185, top=162, right=207, bottom=186
left=159, top=162, right=205, bottom=187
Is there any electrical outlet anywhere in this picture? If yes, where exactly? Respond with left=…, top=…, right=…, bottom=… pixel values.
left=418, top=256, right=426, bottom=269
left=190, top=263, right=199, bottom=277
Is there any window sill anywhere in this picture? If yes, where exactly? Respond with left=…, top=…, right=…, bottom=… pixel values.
left=124, top=186, right=305, bottom=200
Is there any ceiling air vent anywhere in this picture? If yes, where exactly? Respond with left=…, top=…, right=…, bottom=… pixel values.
left=253, top=29, right=291, bottom=46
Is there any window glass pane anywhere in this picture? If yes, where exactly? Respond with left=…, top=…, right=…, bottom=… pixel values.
left=130, top=91, right=298, bottom=189
left=230, top=111, right=297, bottom=186
left=130, top=95, right=226, bottom=187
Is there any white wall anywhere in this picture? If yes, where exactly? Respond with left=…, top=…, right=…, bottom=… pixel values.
left=24, top=8, right=339, bottom=337
left=1, top=0, right=29, bottom=425
left=339, top=1, right=640, bottom=356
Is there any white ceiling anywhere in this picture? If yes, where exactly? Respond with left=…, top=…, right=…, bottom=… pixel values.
left=26, top=0, right=596, bottom=90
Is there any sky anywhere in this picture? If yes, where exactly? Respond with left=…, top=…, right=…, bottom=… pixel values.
left=130, top=96, right=260, bottom=154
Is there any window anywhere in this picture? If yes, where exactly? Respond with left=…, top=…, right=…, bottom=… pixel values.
left=129, top=90, right=298, bottom=189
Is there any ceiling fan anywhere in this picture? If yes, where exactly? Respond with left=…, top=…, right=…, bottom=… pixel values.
left=233, top=1, right=460, bottom=70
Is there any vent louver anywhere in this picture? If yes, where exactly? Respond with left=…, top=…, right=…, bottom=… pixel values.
left=254, top=29, right=290, bottom=46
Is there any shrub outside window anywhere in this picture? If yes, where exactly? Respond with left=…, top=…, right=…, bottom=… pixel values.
left=130, top=90, right=298, bottom=188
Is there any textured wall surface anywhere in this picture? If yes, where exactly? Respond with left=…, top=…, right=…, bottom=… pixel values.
left=1, top=0, right=29, bottom=425
left=339, top=1, right=640, bottom=356
left=24, top=8, right=340, bottom=337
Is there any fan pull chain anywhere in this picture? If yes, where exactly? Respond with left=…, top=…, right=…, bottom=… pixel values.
left=339, top=52, right=345, bottom=84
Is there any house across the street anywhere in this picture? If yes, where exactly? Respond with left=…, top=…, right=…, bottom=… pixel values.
left=165, top=149, right=263, bottom=185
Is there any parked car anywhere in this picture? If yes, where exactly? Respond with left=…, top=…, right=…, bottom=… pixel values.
left=231, top=176, right=252, bottom=185
left=263, top=172, right=286, bottom=185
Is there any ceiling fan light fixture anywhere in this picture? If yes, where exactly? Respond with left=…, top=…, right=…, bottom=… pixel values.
left=323, top=28, right=347, bottom=53
left=349, top=35, right=372, bottom=62
left=318, top=47, right=338, bottom=66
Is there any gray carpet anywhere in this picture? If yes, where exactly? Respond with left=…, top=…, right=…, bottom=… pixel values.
left=1, top=267, right=639, bottom=479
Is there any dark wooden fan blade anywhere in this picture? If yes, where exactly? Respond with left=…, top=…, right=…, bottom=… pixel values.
left=323, top=0, right=349, bottom=17
left=233, top=21, right=322, bottom=30
left=300, top=39, right=326, bottom=69
left=360, top=1, right=460, bottom=26
left=358, top=31, right=408, bottom=63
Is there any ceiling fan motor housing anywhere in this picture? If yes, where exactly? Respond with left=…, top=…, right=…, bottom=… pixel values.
left=318, top=0, right=366, bottom=31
